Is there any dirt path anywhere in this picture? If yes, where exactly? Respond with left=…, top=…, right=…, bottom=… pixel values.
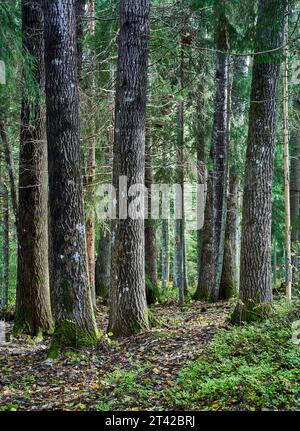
left=0, top=300, right=231, bottom=411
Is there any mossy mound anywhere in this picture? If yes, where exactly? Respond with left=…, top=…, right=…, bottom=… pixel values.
left=48, top=320, right=99, bottom=358
left=218, top=282, right=236, bottom=300
left=192, top=286, right=211, bottom=302
left=230, top=299, right=273, bottom=324
left=13, top=312, right=53, bottom=338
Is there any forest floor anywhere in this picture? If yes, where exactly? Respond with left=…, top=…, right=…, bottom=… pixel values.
left=0, top=299, right=231, bottom=411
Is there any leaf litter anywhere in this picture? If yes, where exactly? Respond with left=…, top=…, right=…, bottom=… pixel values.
left=0, top=299, right=231, bottom=411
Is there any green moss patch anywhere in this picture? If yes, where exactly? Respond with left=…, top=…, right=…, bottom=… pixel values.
left=48, top=320, right=99, bottom=358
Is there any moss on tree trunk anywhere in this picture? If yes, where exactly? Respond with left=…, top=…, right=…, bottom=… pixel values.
left=48, top=320, right=99, bottom=358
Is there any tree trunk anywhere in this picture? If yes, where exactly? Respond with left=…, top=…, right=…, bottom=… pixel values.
left=219, top=165, right=238, bottom=299
left=219, top=56, right=249, bottom=299
left=0, top=120, right=18, bottom=220
left=145, top=131, right=158, bottom=304
left=95, top=227, right=111, bottom=300
left=273, top=238, right=277, bottom=288
left=196, top=8, right=229, bottom=301
left=0, top=179, right=9, bottom=311
left=75, top=0, right=86, bottom=81
left=183, top=226, right=188, bottom=295
left=161, top=218, right=169, bottom=289
left=236, top=189, right=242, bottom=290
left=173, top=42, right=186, bottom=305
left=108, top=0, right=150, bottom=337
left=290, top=94, right=300, bottom=282
left=85, top=0, right=96, bottom=307
left=196, top=175, right=215, bottom=300
left=283, top=11, right=292, bottom=299
left=14, top=0, right=53, bottom=336
left=2, top=183, right=9, bottom=310
left=173, top=217, right=178, bottom=290
left=231, top=0, right=285, bottom=323
left=95, top=64, right=114, bottom=301
left=44, top=0, right=98, bottom=352
left=194, top=77, right=207, bottom=300
left=174, top=99, right=185, bottom=306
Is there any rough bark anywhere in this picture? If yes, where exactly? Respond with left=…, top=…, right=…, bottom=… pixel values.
left=290, top=95, right=300, bottom=281
left=0, top=120, right=18, bottom=220
left=219, top=56, right=249, bottom=299
left=161, top=218, right=170, bottom=289
left=14, top=0, right=53, bottom=336
left=236, top=189, right=242, bottom=290
left=174, top=100, right=184, bottom=306
left=183, top=223, right=188, bottom=295
left=108, top=0, right=150, bottom=337
left=95, top=64, right=114, bottom=301
left=196, top=8, right=229, bottom=301
left=231, top=0, right=285, bottom=323
left=273, top=238, right=277, bottom=287
left=283, top=11, right=292, bottom=299
left=219, top=165, right=238, bottom=299
left=173, top=43, right=186, bottom=305
left=145, top=131, right=158, bottom=304
left=75, top=0, right=86, bottom=81
left=44, top=0, right=98, bottom=352
left=85, top=0, right=96, bottom=306
left=2, top=183, right=9, bottom=310
left=194, top=77, right=207, bottom=300
left=95, top=227, right=111, bottom=300
left=196, top=175, right=215, bottom=300
left=0, top=178, right=9, bottom=311
left=173, top=218, right=179, bottom=290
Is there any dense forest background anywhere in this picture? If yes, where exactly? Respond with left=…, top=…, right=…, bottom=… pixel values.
left=0, top=0, right=300, bottom=412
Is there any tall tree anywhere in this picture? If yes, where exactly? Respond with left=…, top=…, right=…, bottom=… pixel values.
left=145, top=130, right=158, bottom=304
left=174, top=97, right=185, bottom=305
left=231, top=0, right=286, bottom=323
left=108, top=0, right=151, bottom=336
left=194, top=71, right=208, bottom=300
left=44, top=0, right=98, bottom=351
left=174, top=41, right=186, bottom=305
left=0, top=120, right=18, bottom=220
left=14, top=0, right=53, bottom=336
left=0, top=152, right=9, bottom=311
left=1, top=181, right=9, bottom=311
left=219, top=56, right=249, bottom=299
left=75, top=0, right=86, bottom=80
left=290, top=94, right=300, bottom=281
left=195, top=4, right=229, bottom=301
left=85, top=0, right=97, bottom=306
left=95, top=65, right=115, bottom=301
left=283, top=10, right=292, bottom=299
